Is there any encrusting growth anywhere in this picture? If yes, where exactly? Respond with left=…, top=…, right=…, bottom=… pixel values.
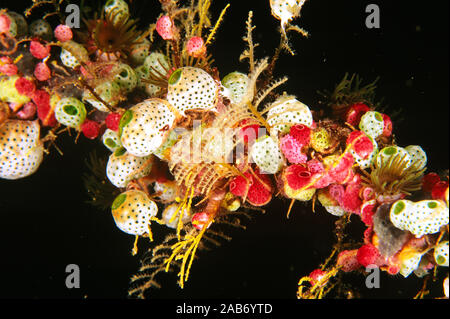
left=0, top=0, right=448, bottom=300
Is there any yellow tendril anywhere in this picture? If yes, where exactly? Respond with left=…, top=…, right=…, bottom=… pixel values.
left=297, top=265, right=340, bottom=299
left=205, top=3, right=230, bottom=46
left=195, top=0, right=212, bottom=37
left=163, top=223, right=210, bottom=289
left=132, top=235, right=139, bottom=256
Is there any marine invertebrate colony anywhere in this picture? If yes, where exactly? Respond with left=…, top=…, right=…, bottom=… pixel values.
left=0, top=0, right=448, bottom=299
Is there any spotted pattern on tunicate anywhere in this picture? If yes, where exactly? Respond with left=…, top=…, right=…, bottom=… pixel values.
left=106, top=150, right=153, bottom=188
left=434, top=241, right=449, bottom=267
left=144, top=52, right=169, bottom=76
left=323, top=205, right=346, bottom=217
left=167, top=67, right=218, bottom=116
left=390, top=199, right=449, bottom=237
left=285, top=186, right=316, bottom=202
left=135, top=65, right=149, bottom=90
left=111, top=189, right=157, bottom=236
left=2, top=12, right=18, bottom=37
left=60, top=41, right=89, bottom=68
left=120, top=98, right=176, bottom=156
left=104, top=0, right=130, bottom=25
left=60, top=48, right=79, bottom=69
left=359, top=111, right=384, bottom=139
left=0, top=120, right=43, bottom=180
left=153, top=181, right=178, bottom=203
left=376, top=146, right=411, bottom=168
left=405, top=145, right=427, bottom=170
left=113, top=63, right=138, bottom=92
left=142, top=52, right=170, bottom=96
left=153, top=129, right=178, bottom=161
left=7, top=12, right=27, bottom=37
left=311, top=128, right=332, bottom=153
left=250, top=135, right=284, bottom=174
left=83, top=81, right=121, bottom=112
left=29, top=19, right=52, bottom=41
left=351, top=136, right=378, bottom=169
left=102, top=129, right=122, bottom=152
left=221, top=72, right=249, bottom=104
left=266, top=95, right=313, bottom=135
left=129, top=40, right=150, bottom=65
left=270, top=0, right=304, bottom=23
left=55, top=97, right=87, bottom=129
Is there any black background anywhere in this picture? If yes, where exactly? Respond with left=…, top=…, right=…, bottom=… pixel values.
left=0, top=0, right=448, bottom=300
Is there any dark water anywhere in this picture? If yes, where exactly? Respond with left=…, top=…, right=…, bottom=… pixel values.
left=0, top=0, right=448, bottom=299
